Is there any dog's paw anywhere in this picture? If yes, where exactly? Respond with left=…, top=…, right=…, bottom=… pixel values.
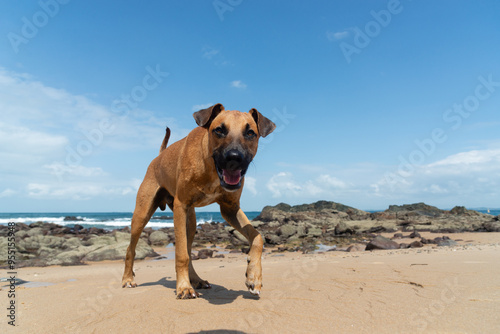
left=176, top=283, right=199, bottom=299
left=122, top=279, right=137, bottom=288
left=245, top=280, right=262, bottom=296
left=192, top=279, right=212, bottom=290
left=245, top=269, right=262, bottom=296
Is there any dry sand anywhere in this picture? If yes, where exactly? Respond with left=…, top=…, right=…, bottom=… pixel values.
left=2, top=232, right=500, bottom=333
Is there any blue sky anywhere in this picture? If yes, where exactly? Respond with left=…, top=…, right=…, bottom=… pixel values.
left=1, top=0, right=500, bottom=212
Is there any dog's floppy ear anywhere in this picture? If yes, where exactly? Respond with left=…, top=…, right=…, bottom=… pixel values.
left=193, top=103, right=224, bottom=128
left=250, top=108, right=276, bottom=138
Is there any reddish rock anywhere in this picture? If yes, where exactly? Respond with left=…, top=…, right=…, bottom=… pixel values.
left=365, top=236, right=399, bottom=251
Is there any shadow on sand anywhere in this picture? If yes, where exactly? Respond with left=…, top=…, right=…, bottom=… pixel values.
left=139, top=277, right=259, bottom=305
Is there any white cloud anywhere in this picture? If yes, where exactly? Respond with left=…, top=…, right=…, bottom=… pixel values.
left=192, top=103, right=214, bottom=111
left=267, top=172, right=349, bottom=199
left=0, top=122, right=67, bottom=154
left=0, top=189, right=16, bottom=198
left=267, top=172, right=302, bottom=198
left=231, top=80, right=247, bottom=89
left=27, top=181, right=136, bottom=200
left=428, top=149, right=500, bottom=168
left=0, top=67, right=190, bottom=207
left=371, top=148, right=500, bottom=204
left=202, top=46, right=219, bottom=59
left=244, top=176, right=258, bottom=196
left=43, top=163, right=106, bottom=178
left=317, top=174, right=348, bottom=189
left=326, top=30, right=350, bottom=41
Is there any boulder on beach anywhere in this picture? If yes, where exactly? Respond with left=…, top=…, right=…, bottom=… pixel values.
left=365, top=236, right=399, bottom=251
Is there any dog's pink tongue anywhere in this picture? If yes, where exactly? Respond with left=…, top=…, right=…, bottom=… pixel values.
left=223, top=169, right=242, bottom=185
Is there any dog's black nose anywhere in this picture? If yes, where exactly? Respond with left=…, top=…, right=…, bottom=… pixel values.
left=225, top=149, right=244, bottom=168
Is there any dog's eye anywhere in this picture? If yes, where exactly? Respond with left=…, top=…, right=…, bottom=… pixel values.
left=213, top=126, right=227, bottom=138
left=245, top=129, right=257, bottom=139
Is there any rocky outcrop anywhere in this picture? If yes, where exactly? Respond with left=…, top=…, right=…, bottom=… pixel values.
left=250, top=201, right=497, bottom=249
left=0, top=223, right=158, bottom=268
left=1, top=201, right=497, bottom=267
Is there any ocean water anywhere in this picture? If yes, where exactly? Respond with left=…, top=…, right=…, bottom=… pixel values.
left=0, top=211, right=261, bottom=230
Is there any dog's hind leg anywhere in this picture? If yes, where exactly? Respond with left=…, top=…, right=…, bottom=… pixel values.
left=122, top=173, right=159, bottom=288
left=187, top=207, right=211, bottom=289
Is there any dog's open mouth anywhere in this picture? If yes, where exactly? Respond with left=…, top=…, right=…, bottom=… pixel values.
left=223, top=169, right=242, bottom=185
left=215, top=165, right=247, bottom=190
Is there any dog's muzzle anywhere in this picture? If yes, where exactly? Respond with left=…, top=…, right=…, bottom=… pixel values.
left=213, top=149, right=250, bottom=191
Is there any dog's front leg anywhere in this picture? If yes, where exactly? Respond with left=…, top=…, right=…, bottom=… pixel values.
left=220, top=205, right=263, bottom=295
left=174, top=201, right=199, bottom=299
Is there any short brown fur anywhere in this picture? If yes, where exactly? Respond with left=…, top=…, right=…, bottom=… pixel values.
left=122, top=103, right=276, bottom=299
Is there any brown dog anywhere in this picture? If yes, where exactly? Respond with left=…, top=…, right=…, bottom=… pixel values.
left=121, top=103, right=276, bottom=299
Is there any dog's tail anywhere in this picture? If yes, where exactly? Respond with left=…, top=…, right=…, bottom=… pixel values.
left=159, top=127, right=171, bottom=154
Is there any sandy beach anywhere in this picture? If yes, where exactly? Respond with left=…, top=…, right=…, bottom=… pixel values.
left=1, top=231, right=499, bottom=333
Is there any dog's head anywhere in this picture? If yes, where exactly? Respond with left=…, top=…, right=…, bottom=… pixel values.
left=193, top=103, right=276, bottom=191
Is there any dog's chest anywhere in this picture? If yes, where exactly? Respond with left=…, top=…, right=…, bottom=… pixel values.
left=193, top=180, right=222, bottom=207
left=196, top=193, right=219, bottom=207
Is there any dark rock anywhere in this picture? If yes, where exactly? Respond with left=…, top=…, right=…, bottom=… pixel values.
left=197, top=249, right=214, bottom=259
left=29, top=221, right=44, bottom=228
left=367, top=226, right=388, bottom=234
left=265, top=234, right=282, bottom=245
left=450, top=206, right=480, bottom=216
left=399, top=243, right=409, bottom=249
left=366, top=236, right=399, bottom=251
left=409, top=231, right=421, bottom=239
left=73, top=224, right=84, bottom=231
left=52, top=227, right=73, bottom=235
left=393, top=233, right=404, bottom=239
left=17, top=223, right=30, bottom=231
left=213, top=254, right=225, bottom=258
left=88, top=227, right=105, bottom=235
left=409, top=240, right=423, bottom=248
left=64, top=216, right=84, bottom=221
left=482, top=222, right=500, bottom=232
left=335, top=222, right=354, bottom=235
